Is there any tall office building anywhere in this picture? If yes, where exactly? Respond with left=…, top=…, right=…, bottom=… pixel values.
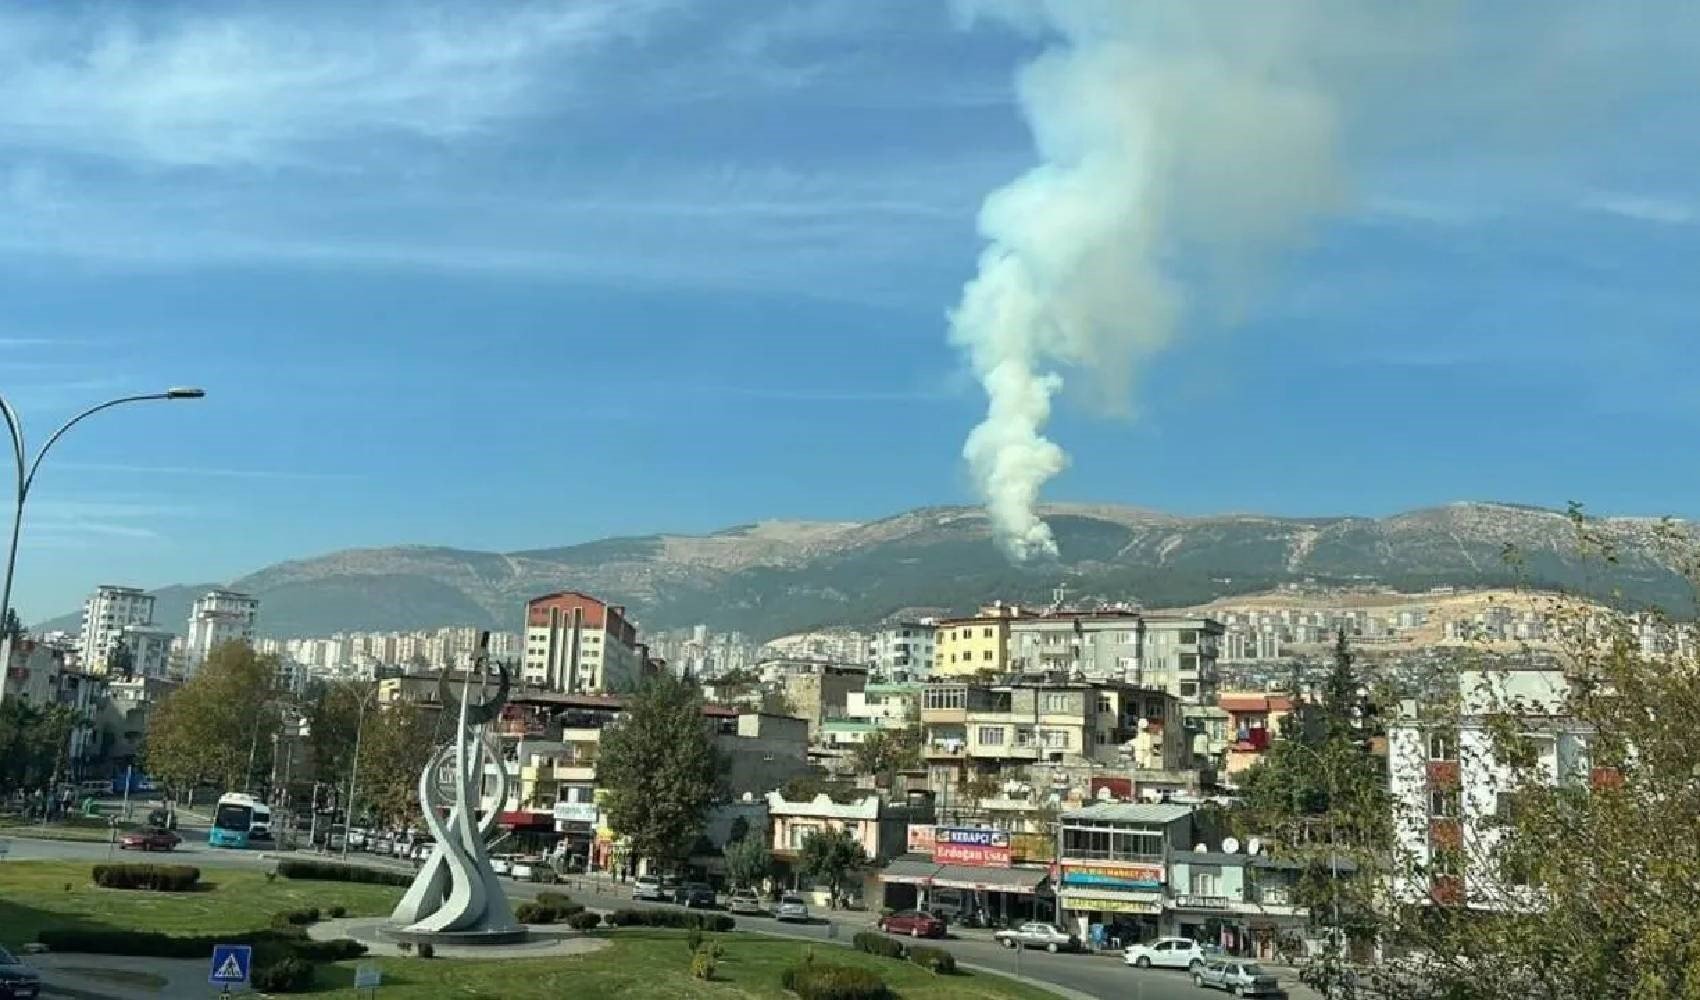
left=523, top=591, right=641, bottom=694
left=78, top=585, right=156, bottom=674
left=183, top=589, right=259, bottom=672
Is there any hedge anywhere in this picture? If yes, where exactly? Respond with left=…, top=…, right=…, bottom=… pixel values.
left=606, top=909, right=735, bottom=932
left=36, top=926, right=367, bottom=966
left=906, top=945, right=957, bottom=975
left=252, top=956, right=314, bottom=993
left=535, top=891, right=574, bottom=908
left=274, top=860, right=411, bottom=886
left=852, top=931, right=905, bottom=960
left=514, top=899, right=584, bottom=925
left=780, top=961, right=890, bottom=1000
left=567, top=911, right=602, bottom=931
left=91, top=864, right=200, bottom=892
left=269, top=907, right=322, bottom=929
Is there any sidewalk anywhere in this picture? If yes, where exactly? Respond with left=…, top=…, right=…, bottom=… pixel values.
left=29, top=954, right=205, bottom=1000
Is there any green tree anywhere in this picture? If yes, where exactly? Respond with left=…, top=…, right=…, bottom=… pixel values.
left=1321, top=630, right=1363, bottom=742
left=723, top=827, right=772, bottom=890
left=798, top=827, right=866, bottom=903
left=848, top=726, right=923, bottom=782
left=353, top=702, right=436, bottom=828
left=0, top=700, right=75, bottom=794
left=145, top=642, right=284, bottom=800
left=598, top=672, right=724, bottom=872
left=304, top=680, right=369, bottom=786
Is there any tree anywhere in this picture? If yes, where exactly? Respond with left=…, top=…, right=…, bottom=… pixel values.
left=848, top=726, right=923, bottom=782
left=145, top=642, right=284, bottom=800
left=304, top=680, right=369, bottom=786
left=1321, top=630, right=1363, bottom=742
left=0, top=700, right=75, bottom=795
left=798, top=827, right=866, bottom=903
left=354, top=703, right=437, bottom=828
left=723, top=827, right=772, bottom=890
left=598, top=672, right=724, bottom=872
left=758, top=688, right=796, bottom=718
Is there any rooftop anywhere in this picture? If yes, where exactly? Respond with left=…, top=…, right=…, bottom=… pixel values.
left=1060, top=802, right=1195, bottom=825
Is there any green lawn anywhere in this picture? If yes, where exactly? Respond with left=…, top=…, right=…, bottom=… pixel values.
left=0, top=817, right=141, bottom=843
left=0, top=860, right=402, bottom=948
left=306, top=929, right=1058, bottom=999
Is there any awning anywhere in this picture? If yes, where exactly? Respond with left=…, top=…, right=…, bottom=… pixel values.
left=498, top=810, right=554, bottom=830
left=878, top=854, right=940, bottom=886
left=930, top=864, right=1051, bottom=896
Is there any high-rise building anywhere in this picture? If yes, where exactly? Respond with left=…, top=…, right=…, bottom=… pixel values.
left=79, top=585, right=156, bottom=674
left=120, top=624, right=176, bottom=679
left=183, top=589, right=259, bottom=672
left=523, top=591, right=641, bottom=694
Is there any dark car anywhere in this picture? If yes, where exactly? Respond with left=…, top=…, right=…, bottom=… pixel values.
left=118, top=828, right=181, bottom=852
left=675, top=882, right=717, bottom=908
left=0, top=945, right=41, bottom=999
left=878, top=909, right=947, bottom=939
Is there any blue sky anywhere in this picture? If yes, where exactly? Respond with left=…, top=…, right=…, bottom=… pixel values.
left=3, top=0, right=1697, bottom=620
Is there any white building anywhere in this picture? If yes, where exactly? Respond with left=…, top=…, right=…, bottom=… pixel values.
left=183, top=589, right=259, bottom=672
left=1140, top=615, right=1222, bottom=705
left=79, top=585, right=155, bottom=674
left=1388, top=667, right=1588, bottom=910
left=1004, top=610, right=1221, bottom=706
left=870, top=622, right=936, bottom=679
left=119, top=624, right=176, bottom=679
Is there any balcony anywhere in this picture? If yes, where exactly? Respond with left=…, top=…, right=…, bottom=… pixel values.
left=1426, top=760, right=1460, bottom=787
left=1430, top=874, right=1465, bottom=906
left=1428, top=819, right=1462, bottom=850
left=523, top=758, right=597, bottom=781
left=925, top=742, right=966, bottom=760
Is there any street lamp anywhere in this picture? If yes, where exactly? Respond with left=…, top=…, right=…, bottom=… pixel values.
left=0, top=387, right=206, bottom=631
left=341, top=686, right=380, bottom=861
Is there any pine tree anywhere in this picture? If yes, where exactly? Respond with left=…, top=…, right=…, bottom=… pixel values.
left=1321, top=629, right=1361, bottom=742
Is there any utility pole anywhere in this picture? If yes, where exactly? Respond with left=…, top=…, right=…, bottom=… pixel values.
left=341, top=690, right=376, bottom=861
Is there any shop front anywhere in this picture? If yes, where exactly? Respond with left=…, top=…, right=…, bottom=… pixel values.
left=877, top=825, right=1055, bottom=927
left=1058, top=861, right=1166, bottom=946
left=551, top=801, right=599, bottom=871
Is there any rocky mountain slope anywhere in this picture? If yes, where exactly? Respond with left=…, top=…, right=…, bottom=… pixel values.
left=38, top=502, right=1695, bottom=639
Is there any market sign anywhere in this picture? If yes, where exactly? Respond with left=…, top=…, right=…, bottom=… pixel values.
left=1060, top=863, right=1164, bottom=890
left=1174, top=894, right=1231, bottom=910
left=1058, top=891, right=1161, bottom=915
left=907, top=824, right=935, bottom=854
left=933, top=827, right=1011, bottom=868
left=552, top=802, right=598, bottom=824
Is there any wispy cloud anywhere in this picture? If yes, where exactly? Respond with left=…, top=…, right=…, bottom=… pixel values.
left=1580, top=192, right=1696, bottom=226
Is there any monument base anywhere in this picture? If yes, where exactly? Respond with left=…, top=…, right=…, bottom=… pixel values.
left=382, top=925, right=531, bottom=947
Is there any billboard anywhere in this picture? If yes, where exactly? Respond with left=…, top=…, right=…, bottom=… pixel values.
left=933, top=826, right=1011, bottom=868
left=1060, top=862, right=1164, bottom=890
left=907, top=824, right=936, bottom=854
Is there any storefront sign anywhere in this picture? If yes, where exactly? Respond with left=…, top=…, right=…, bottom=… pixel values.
left=1059, top=891, right=1162, bottom=915
left=552, top=802, right=598, bottom=824
left=907, top=824, right=935, bottom=853
left=1174, top=894, right=1231, bottom=910
left=933, top=827, right=1011, bottom=867
left=1061, top=863, right=1164, bottom=890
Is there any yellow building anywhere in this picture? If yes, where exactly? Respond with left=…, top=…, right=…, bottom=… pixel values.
left=932, top=602, right=1025, bottom=677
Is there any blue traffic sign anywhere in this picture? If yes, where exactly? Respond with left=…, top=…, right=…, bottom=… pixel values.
left=209, top=944, right=252, bottom=986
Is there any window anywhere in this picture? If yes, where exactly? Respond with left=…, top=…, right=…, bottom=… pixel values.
left=978, top=726, right=1005, bottom=746
left=982, top=650, right=993, bottom=661
left=1015, top=727, right=1034, bottom=746
left=1180, top=630, right=1199, bottom=644
left=1180, top=653, right=1198, bottom=671
left=1096, top=695, right=1112, bottom=714
left=1428, top=733, right=1454, bottom=761
left=1040, top=729, right=1069, bottom=749
left=1094, top=731, right=1108, bottom=745
left=925, top=688, right=966, bottom=710
left=1429, top=789, right=1459, bottom=818
left=1043, top=693, right=1072, bottom=713
left=1180, top=681, right=1198, bottom=697
left=1190, top=869, right=1222, bottom=896
left=983, top=627, right=994, bottom=639
left=788, top=823, right=820, bottom=850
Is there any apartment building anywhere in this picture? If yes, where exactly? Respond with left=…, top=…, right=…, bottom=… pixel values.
left=78, top=585, right=155, bottom=674
left=118, top=624, right=174, bottom=679
left=1219, top=692, right=1297, bottom=781
left=1057, top=802, right=1196, bottom=941
left=523, top=591, right=642, bottom=695
left=1007, top=609, right=1142, bottom=681
left=1139, top=615, right=1223, bottom=705
left=779, top=661, right=868, bottom=736
left=933, top=602, right=1025, bottom=677
left=870, top=622, right=936, bottom=679
left=183, top=590, right=259, bottom=672
left=1387, top=667, right=1590, bottom=910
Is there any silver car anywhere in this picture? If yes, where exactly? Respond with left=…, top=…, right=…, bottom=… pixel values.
left=1195, top=959, right=1281, bottom=996
left=994, top=922, right=1081, bottom=953
left=775, top=894, right=810, bottom=922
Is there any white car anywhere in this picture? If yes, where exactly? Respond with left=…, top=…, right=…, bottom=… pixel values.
left=510, top=860, right=542, bottom=882
left=1196, top=959, right=1281, bottom=996
left=489, top=854, right=515, bottom=875
left=1123, top=937, right=1219, bottom=970
left=775, top=894, right=810, bottom=923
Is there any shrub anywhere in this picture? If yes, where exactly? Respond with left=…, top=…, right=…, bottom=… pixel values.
left=274, top=860, right=411, bottom=886
left=690, top=941, right=723, bottom=982
left=515, top=897, right=584, bottom=925
left=605, top=909, right=733, bottom=931
left=906, top=945, right=956, bottom=975
left=91, top=864, right=200, bottom=892
left=852, top=931, right=905, bottom=960
left=251, top=956, right=314, bottom=993
left=566, top=911, right=601, bottom=931
left=535, top=891, right=574, bottom=908
left=291, top=938, right=367, bottom=962
left=268, top=908, right=321, bottom=929
left=35, top=928, right=364, bottom=965
left=326, top=905, right=348, bottom=919
left=686, top=926, right=704, bottom=955
left=780, top=962, right=890, bottom=1000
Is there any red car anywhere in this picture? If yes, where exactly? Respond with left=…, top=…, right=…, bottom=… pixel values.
left=878, top=909, right=947, bottom=939
left=119, top=829, right=180, bottom=852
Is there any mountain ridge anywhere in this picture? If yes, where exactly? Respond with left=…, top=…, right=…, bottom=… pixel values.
left=33, top=501, right=1696, bottom=639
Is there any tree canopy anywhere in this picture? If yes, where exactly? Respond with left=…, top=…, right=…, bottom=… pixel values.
left=723, top=826, right=772, bottom=890
left=145, top=642, right=284, bottom=798
left=798, top=827, right=866, bottom=898
left=597, top=672, right=724, bottom=871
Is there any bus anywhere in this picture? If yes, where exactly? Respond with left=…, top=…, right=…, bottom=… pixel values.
left=208, top=793, right=273, bottom=849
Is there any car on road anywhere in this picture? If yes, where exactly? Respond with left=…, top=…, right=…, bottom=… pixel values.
left=878, top=910, right=947, bottom=939
left=510, top=859, right=545, bottom=882
left=118, top=828, right=180, bottom=852
left=994, top=922, right=1081, bottom=953
left=775, top=894, right=810, bottom=923
left=632, top=875, right=672, bottom=902
left=0, top=943, right=41, bottom=999
left=489, top=854, right=516, bottom=875
left=728, top=888, right=764, bottom=914
left=1124, top=936, right=1218, bottom=970
left=1195, top=959, right=1281, bottom=996
left=675, top=882, right=716, bottom=908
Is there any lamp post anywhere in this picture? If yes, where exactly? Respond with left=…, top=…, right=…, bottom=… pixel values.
left=341, top=686, right=379, bottom=861
left=0, top=387, right=206, bottom=635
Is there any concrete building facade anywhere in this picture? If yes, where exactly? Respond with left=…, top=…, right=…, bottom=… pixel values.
left=78, top=585, right=155, bottom=674
left=183, top=590, right=259, bottom=672
left=523, top=591, right=642, bottom=695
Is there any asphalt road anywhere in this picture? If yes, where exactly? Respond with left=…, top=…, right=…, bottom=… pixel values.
left=1, top=828, right=1316, bottom=1000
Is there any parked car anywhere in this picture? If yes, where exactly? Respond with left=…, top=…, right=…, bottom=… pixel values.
left=728, top=888, right=764, bottom=914
left=0, top=943, right=41, bottom=1000
left=878, top=910, right=947, bottom=939
left=994, top=922, right=1080, bottom=953
left=1195, top=959, right=1281, bottom=996
left=409, top=840, right=434, bottom=861
left=489, top=854, right=515, bottom=875
left=510, top=859, right=544, bottom=882
left=118, top=829, right=180, bottom=852
left=632, top=875, right=669, bottom=902
left=1124, top=936, right=1219, bottom=970
left=775, top=894, right=810, bottom=923
left=675, top=882, right=716, bottom=908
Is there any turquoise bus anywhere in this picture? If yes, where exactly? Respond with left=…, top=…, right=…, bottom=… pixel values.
left=208, top=793, right=273, bottom=849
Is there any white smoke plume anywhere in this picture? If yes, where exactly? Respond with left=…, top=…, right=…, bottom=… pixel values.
left=951, top=0, right=1354, bottom=560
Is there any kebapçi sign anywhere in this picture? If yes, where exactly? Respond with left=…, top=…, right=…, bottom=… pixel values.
left=933, top=826, right=1012, bottom=867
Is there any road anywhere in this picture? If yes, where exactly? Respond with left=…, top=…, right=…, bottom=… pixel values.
left=1, top=826, right=1317, bottom=1000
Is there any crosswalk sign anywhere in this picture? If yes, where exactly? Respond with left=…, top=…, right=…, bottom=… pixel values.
left=209, top=944, right=252, bottom=986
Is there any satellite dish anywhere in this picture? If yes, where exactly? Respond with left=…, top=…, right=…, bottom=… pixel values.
left=1095, top=786, right=1112, bottom=801
left=1222, top=837, right=1241, bottom=854
left=1193, top=843, right=1207, bottom=853
left=1247, top=837, right=1263, bottom=856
